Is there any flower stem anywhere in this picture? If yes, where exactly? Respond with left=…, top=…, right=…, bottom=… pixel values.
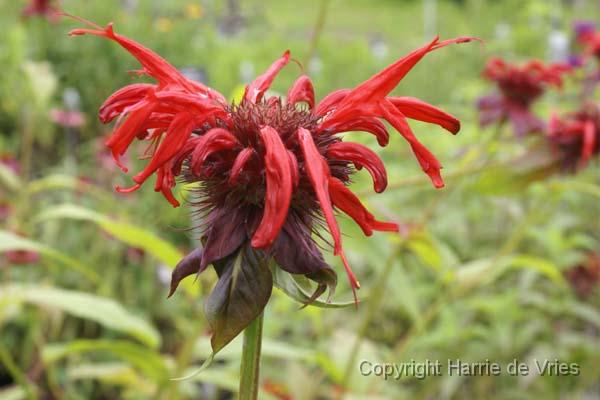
left=303, top=0, right=330, bottom=67
left=238, top=312, right=264, bottom=400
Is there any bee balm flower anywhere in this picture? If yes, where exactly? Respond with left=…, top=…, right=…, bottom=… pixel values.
left=548, top=101, right=600, bottom=171
left=478, top=58, right=570, bottom=136
left=69, top=18, right=475, bottom=311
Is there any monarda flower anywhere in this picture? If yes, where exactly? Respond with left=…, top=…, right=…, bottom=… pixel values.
left=548, top=101, right=600, bottom=171
left=564, top=252, right=600, bottom=299
left=69, top=17, right=475, bottom=354
left=478, top=58, right=570, bottom=136
left=574, top=21, right=600, bottom=63
left=22, top=0, right=60, bottom=22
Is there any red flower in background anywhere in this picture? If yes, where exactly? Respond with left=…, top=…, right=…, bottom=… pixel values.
left=478, top=58, right=570, bottom=136
left=565, top=253, right=600, bottom=299
left=22, top=0, right=60, bottom=22
left=548, top=101, right=600, bottom=171
left=69, top=17, right=476, bottom=303
left=575, top=23, right=600, bottom=62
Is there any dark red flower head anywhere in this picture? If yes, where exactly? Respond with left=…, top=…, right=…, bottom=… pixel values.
left=22, top=0, right=60, bottom=22
left=478, top=58, right=570, bottom=136
left=548, top=101, right=600, bottom=171
left=69, top=18, right=476, bottom=304
left=564, top=252, right=600, bottom=299
left=574, top=22, right=600, bottom=62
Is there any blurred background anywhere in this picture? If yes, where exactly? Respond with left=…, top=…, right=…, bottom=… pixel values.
left=1, top=0, right=600, bottom=399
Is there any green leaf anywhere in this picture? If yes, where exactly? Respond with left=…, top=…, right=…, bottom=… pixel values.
left=25, top=174, right=113, bottom=203
left=194, top=335, right=317, bottom=363
left=34, top=204, right=198, bottom=296
left=0, top=284, right=160, bottom=348
left=551, top=181, right=600, bottom=200
left=65, top=362, right=154, bottom=394
left=271, top=266, right=355, bottom=308
left=42, top=340, right=169, bottom=383
left=507, top=255, right=565, bottom=285
left=0, top=386, right=26, bottom=400
left=205, top=245, right=272, bottom=354
left=0, top=230, right=100, bottom=283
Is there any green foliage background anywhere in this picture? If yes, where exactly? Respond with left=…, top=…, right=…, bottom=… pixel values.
left=1, top=0, right=599, bottom=399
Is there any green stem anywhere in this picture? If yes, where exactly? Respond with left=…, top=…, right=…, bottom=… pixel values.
left=303, top=0, right=330, bottom=67
left=238, top=313, right=264, bottom=400
left=0, top=342, right=37, bottom=400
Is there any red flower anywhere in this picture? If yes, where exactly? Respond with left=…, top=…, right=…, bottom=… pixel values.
left=478, top=58, right=570, bottom=136
left=548, top=101, right=600, bottom=171
left=564, top=253, right=600, bottom=299
left=69, top=18, right=476, bottom=302
left=50, top=108, right=85, bottom=128
left=575, top=24, right=600, bottom=62
left=22, top=0, right=60, bottom=22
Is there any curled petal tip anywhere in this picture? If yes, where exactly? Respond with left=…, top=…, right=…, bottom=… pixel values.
left=432, top=176, right=445, bottom=188
left=115, top=183, right=141, bottom=193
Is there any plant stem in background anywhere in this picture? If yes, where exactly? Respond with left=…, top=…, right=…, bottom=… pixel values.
left=303, top=0, right=330, bottom=67
left=0, top=342, right=37, bottom=400
left=238, top=313, right=264, bottom=400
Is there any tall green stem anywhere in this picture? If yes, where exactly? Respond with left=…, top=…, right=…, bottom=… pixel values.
left=238, top=313, right=264, bottom=400
left=303, top=0, right=330, bottom=67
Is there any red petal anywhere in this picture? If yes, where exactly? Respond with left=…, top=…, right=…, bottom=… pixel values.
left=99, top=83, right=154, bottom=123
left=153, top=164, right=180, bottom=207
left=327, top=142, right=388, bottom=193
left=154, top=92, right=227, bottom=116
left=69, top=23, right=224, bottom=102
left=287, top=150, right=300, bottom=188
left=315, top=88, right=350, bottom=116
left=297, top=129, right=361, bottom=300
left=229, top=147, right=255, bottom=184
left=287, top=75, right=315, bottom=109
left=319, top=116, right=389, bottom=146
left=379, top=100, right=445, bottom=188
left=132, top=112, right=195, bottom=186
left=251, top=126, right=293, bottom=248
left=581, top=120, right=596, bottom=167
left=245, top=50, right=290, bottom=103
left=388, top=96, right=460, bottom=134
left=329, top=177, right=398, bottom=236
left=296, top=127, right=342, bottom=254
left=321, top=36, right=476, bottom=129
left=106, top=99, right=157, bottom=172
left=190, top=128, right=239, bottom=175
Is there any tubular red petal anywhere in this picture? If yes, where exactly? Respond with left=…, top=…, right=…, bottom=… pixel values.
left=380, top=100, right=445, bottom=188
left=287, top=150, right=300, bottom=188
left=245, top=50, right=291, bottom=103
left=69, top=23, right=222, bottom=99
left=329, top=177, right=398, bottom=236
left=581, top=120, right=596, bottom=167
left=190, top=128, right=239, bottom=176
left=229, top=147, right=255, bottom=184
left=315, top=88, right=350, bottom=116
left=340, top=250, right=360, bottom=305
left=154, top=92, right=227, bottom=116
left=251, top=126, right=293, bottom=249
left=296, top=127, right=342, bottom=254
left=99, top=83, right=155, bottom=123
left=106, top=99, right=157, bottom=172
left=321, top=36, right=476, bottom=129
left=153, top=165, right=180, bottom=207
left=320, top=116, right=390, bottom=146
left=327, top=142, right=388, bottom=193
left=287, top=75, right=315, bottom=109
left=388, top=96, right=460, bottom=134
left=132, top=112, right=195, bottom=186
